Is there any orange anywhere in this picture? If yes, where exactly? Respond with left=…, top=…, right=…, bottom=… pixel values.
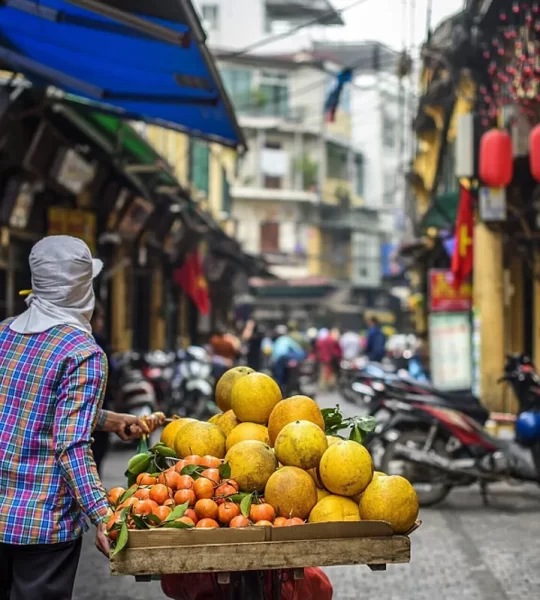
left=176, top=475, right=195, bottom=490
left=218, top=502, right=241, bottom=525
left=132, top=499, right=159, bottom=516
left=174, top=489, right=196, bottom=507
left=163, top=498, right=176, bottom=508
left=193, top=478, right=215, bottom=500
left=215, top=482, right=238, bottom=498
left=273, top=517, right=288, bottom=527
left=117, top=496, right=138, bottom=510
left=184, top=455, right=203, bottom=466
left=196, top=518, right=219, bottom=529
left=185, top=508, right=199, bottom=525
left=201, top=456, right=222, bottom=469
left=195, top=499, right=219, bottom=521
left=255, top=520, right=273, bottom=527
left=107, top=487, right=126, bottom=506
left=134, top=487, right=150, bottom=500
left=152, top=505, right=172, bottom=522
left=174, top=459, right=189, bottom=473
left=106, top=512, right=123, bottom=541
left=158, top=471, right=182, bottom=490
left=201, top=469, right=221, bottom=484
left=176, top=516, right=195, bottom=527
left=149, top=484, right=171, bottom=505
left=229, top=516, right=250, bottom=528
left=285, top=518, right=304, bottom=526
left=249, top=503, right=275, bottom=523
left=136, top=473, right=158, bottom=486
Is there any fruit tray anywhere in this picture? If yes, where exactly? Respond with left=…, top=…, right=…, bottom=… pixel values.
left=110, top=520, right=419, bottom=577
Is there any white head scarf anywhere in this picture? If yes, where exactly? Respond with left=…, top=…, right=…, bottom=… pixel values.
left=10, top=235, right=103, bottom=335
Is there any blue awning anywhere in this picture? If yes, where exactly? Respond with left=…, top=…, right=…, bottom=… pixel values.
left=0, top=0, right=246, bottom=150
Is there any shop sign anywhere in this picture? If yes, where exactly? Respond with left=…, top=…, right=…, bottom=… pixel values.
left=54, top=148, right=96, bottom=195
left=429, top=269, right=472, bottom=312
left=47, top=207, right=96, bottom=254
left=429, top=312, right=472, bottom=391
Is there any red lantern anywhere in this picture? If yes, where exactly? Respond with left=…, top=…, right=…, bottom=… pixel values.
left=479, top=128, right=514, bottom=187
left=529, top=124, right=540, bottom=182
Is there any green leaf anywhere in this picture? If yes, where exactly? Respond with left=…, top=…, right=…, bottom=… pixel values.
left=218, top=463, right=231, bottom=480
left=165, top=502, right=189, bottom=522
left=240, top=494, right=253, bottom=518
left=131, top=515, right=149, bottom=530
left=137, top=436, right=149, bottom=455
left=145, top=514, right=162, bottom=526
left=126, top=472, right=137, bottom=487
left=163, top=520, right=194, bottom=529
left=111, top=521, right=129, bottom=557
left=181, top=465, right=204, bottom=479
left=225, top=493, right=250, bottom=503
left=118, top=485, right=137, bottom=505
left=349, top=426, right=364, bottom=445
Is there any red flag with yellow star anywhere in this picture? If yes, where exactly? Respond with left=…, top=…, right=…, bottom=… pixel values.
left=174, top=249, right=210, bottom=315
left=451, top=186, right=474, bottom=290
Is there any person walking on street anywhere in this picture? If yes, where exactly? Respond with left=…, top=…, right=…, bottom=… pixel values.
left=315, top=328, right=342, bottom=391
left=0, top=236, right=147, bottom=600
left=271, top=325, right=306, bottom=391
left=340, top=329, right=361, bottom=361
left=365, top=315, right=387, bottom=363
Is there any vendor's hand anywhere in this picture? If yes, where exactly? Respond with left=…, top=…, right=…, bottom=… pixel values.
left=101, top=411, right=150, bottom=441
left=96, top=522, right=110, bottom=557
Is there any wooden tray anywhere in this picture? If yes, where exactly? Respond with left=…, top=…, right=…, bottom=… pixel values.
left=110, top=521, right=415, bottom=576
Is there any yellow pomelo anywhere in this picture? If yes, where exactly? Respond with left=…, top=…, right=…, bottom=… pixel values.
left=224, top=440, right=278, bottom=493
left=327, top=436, right=341, bottom=446
left=264, top=466, right=318, bottom=520
left=226, top=422, right=270, bottom=451
left=215, top=366, right=254, bottom=412
left=308, top=495, right=361, bottom=523
left=373, top=471, right=386, bottom=480
left=274, top=420, right=328, bottom=470
left=216, top=410, right=240, bottom=437
left=160, top=418, right=197, bottom=450
left=316, top=488, right=331, bottom=502
left=231, top=373, right=282, bottom=424
left=308, top=467, right=323, bottom=488
left=359, top=475, right=419, bottom=534
left=174, top=421, right=226, bottom=459
left=268, top=396, right=324, bottom=446
left=208, top=413, right=222, bottom=425
left=319, top=441, right=373, bottom=497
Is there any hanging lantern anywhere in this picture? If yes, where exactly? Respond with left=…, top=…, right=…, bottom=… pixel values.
left=529, top=125, right=540, bottom=182
left=479, top=128, right=514, bottom=187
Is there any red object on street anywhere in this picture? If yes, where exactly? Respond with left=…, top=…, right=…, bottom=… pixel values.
left=478, top=128, right=513, bottom=187
left=451, top=186, right=474, bottom=290
left=529, top=124, right=540, bottom=182
left=174, top=250, right=211, bottom=315
left=161, top=568, right=333, bottom=600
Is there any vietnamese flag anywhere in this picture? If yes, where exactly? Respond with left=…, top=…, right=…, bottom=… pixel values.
left=174, top=250, right=211, bottom=315
left=451, top=186, right=474, bottom=289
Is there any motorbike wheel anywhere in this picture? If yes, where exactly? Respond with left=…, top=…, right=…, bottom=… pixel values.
left=381, top=429, right=453, bottom=507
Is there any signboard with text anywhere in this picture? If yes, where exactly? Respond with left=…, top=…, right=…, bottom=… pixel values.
left=429, top=269, right=472, bottom=313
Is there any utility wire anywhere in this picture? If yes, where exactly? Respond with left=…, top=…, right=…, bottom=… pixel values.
left=223, top=0, right=373, bottom=59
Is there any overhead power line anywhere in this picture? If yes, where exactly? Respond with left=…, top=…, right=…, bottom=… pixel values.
left=224, top=0, right=373, bottom=59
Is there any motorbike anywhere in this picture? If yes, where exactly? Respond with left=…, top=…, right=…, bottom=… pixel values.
left=111, top=352, right=159, bottom=446
left=371, top=354, right=540, bottom=507
left=143, top=350, right=176, bottom=412
left=171, top=346, right=218, bottom=420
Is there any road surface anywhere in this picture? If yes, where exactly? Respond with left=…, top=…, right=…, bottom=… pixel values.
left=73, top=392, right=540, bottom=600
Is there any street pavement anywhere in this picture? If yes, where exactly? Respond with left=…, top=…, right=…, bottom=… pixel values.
left=73, top=392, right=540, bottom=600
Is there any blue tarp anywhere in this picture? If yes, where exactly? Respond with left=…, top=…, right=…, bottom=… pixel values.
left=0, top=0, right=245, bottom=149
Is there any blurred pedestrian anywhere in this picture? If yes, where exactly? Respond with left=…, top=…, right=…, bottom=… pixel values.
left=365, top=315, right=387, bottom=362
left=0, top=236, right=147, bottom=600
left=340, top=328, right=361, bottom=361
left=241, top=319, right=264, bottom=371
left=209, top=326, right=240, bottom=382
left=271, top=325, right=306, bottom=390
left=315, top=327, right=342, bottom=391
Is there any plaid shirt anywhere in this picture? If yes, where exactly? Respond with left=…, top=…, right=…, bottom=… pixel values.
left=0, top=318, right=111, bottom=545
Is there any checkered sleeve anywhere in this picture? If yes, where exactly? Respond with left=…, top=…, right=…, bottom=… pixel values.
left=54, top=350, right=111, bottom=526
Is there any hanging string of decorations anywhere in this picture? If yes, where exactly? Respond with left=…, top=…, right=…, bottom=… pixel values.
left=477, top=1, right=540, bottom=129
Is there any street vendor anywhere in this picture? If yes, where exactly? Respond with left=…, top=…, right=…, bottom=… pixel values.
left=0, top=236, right=147, bottom=600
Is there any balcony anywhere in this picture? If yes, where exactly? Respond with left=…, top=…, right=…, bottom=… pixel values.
left=231, top=185, right=318, bottom=204
left=318, top=204, right=379, bottom=232
left=265, top=0, right=344, bottom=25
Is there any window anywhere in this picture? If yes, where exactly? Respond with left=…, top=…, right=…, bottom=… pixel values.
left=201, top=4, right=219, bottom=31
left=351, top=233, right=381, bottom=286
left=264, top=175, right=282, bottom=189
left=260, top=222, right=280, bottom=253
left=438, top=142, right=458, bottom=194
left=259, top=71, right=289, bottom=118
left=355, top=154, right=364, bottom=196
left=327, top=143, right=348, bottom=180
left=382, top=111, right=397, bottom=148
left=219, top=67, right=253, bottom=109
left=189, top=140, right=209, bottom=195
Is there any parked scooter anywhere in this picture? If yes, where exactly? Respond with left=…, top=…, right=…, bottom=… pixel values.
left=171, top=346, right=218, bottom=420
left=371, top=355, right=540, bottom=507
left=143, top=350, right=176, bottom=413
